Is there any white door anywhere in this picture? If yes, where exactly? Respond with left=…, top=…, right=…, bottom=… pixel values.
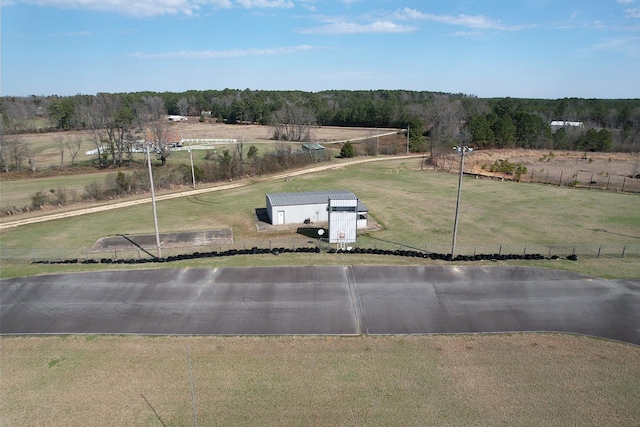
left=277, top=210, right=285, bottom=225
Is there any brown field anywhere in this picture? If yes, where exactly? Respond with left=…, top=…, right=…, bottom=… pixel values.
left=1, top=334, right=638, bottom=426
left=436, top=148, right=640, bottom=193
left=3, top=122, right=400, bottom=170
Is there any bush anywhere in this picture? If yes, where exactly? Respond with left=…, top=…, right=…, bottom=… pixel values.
left=31, top=191, right=49, bottom=210
left=83, top=181, right=103, bottom=201
left=176, top=163, right=205, bottom=185
left=52, top=187, right=71, bottom=205
left=340, top=141, right=355, bottom=158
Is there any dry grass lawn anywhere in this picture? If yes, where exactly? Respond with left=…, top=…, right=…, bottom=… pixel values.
left=1, top=334, right=638, bottom=426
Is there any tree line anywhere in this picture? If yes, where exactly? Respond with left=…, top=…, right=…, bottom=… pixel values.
left=1, top=90, right=639, bottom=170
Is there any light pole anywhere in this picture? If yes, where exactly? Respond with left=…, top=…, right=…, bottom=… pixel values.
left=146, top=145, right=162, bottom=258
left=406, top=125, right=410, bottom=155
left=450, top=146, right=473, bottom=260
left=189, top=141, right=196, bottom=188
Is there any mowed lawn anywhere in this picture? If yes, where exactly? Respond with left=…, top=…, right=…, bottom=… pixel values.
left=1, top=157, right=638, bottom=278
left=1, top=334, right=638, bottom=426
left=1, top=158, right=639, bottom=426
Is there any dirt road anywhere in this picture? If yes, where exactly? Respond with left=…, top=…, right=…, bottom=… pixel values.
left=0, top=155, right=421, bottom=231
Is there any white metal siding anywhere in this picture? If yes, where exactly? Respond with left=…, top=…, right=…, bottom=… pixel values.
left=266, top=191, right=367, bottom=228
left=269, top=203, right=328, bottom=225
left=328, top=198, right=358, bottom=243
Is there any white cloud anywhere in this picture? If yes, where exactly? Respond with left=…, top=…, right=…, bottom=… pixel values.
left=626, top=8, right=640, bottom=17
left=130, top=44, right=313, bottom=59
left=235, top=0, right=293, bottom=8
left=453, top=31, right=483, bottom=37
left=14, top=0, right=298, bottom=17
left=395, top=7, right=532, bottom=31
left=617, top=0, right=634, bottom=4
left=583, top=36, right=640, bottom=57
left=298, top=21, right=416, bottom=34
left=51, top=31, right=93, bottom=36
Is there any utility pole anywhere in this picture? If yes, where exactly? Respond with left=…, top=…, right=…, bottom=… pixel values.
left=451, top=146, right=473, bottom=260
left=189, top=141, right=196, bottom=188
left=146, top=145, right=162, bottom=258
left=406, top=125, right=410, bottom=155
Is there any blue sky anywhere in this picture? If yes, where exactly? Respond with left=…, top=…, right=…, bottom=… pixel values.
left=2, top=0, right=640, bottom=98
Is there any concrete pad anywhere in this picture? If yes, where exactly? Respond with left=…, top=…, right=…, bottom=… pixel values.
left=89, top=229, right=233, bottom=252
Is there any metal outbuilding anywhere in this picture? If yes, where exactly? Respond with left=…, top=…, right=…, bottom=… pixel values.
left=328, top=195, right=358, bottom=244
left=265, top=190, right=368, bottom=228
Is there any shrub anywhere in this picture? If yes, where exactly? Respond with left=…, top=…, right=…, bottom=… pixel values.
left=514, top=164, right=528, bottom=181
left=52, top=187, right=69, bottom=205
left=176, top=163, right=205, bottom=185
left=31, top=191, right=49, bottom=210
left=340, top=141, right=355, bottom=158
left=83, top=181, right=103, bottom=201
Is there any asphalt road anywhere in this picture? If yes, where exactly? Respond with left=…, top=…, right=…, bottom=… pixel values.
left=2, top=266, right=639, bottom=345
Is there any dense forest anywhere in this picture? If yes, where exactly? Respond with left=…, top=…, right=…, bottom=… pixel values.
left=2, top=89, right=639, bottom=156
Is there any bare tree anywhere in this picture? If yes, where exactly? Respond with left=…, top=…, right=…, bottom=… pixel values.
left=78, top=95, right=112, bottom=168
left=142, top=96, right=173, bottom=166
left=2, top=137, right=29, bottom=171
left=78, top=94, right=138, bottom=168
left=177, top=98, right=189, bottom=116
left=66, top=134, right=83, bottom=167
left=55, top=135, right=65, bottom=170
left=271, top=102, right=316, bottom=142
left=426, top=97, right=467, bottom=164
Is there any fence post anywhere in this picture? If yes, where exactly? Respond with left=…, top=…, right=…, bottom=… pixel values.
left=523, top=247, right=527, bottom=256
left=606, top=176, right=611, bottom=191
left=545, top=170, right=549, bottom=184
left=548, top=247, right=552, bottom=259
left=589, top=174, right=593, bottom=190
left=499, top=245, right=502, bottom=255
left=622, top=245, right=626, bottom=258
left=622, top=177, right=626, bottom=193
left=597, top=246, right=601, bottom=258
left=559, top=171, right=563, bottom=187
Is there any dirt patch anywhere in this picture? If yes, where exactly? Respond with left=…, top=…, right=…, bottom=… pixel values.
left=89, top=229, right=233, bottom=252
left=433, top=148, right=640, bottom=192
left=168, top=120, right=400, bottom=143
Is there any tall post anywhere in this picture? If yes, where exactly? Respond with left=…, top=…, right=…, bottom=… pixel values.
left=406, top=125, right=410, bottom=155
left=189, top=141, right=196, bottom=188
left=451, top=147, right=466, bottom=260
left=146, top=145, right=162, bottom=258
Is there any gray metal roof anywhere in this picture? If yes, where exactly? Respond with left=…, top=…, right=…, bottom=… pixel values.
left=266, top=190, right=367, bottom=211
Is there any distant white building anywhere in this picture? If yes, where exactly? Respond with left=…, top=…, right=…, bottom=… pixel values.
left=168, top=115, right=188, bottom=122
left=550, top=120, right=584, bottom=130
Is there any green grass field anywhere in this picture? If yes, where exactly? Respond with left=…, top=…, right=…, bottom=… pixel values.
left=1, top=157, right=639, bottom=279
left=1, top=334, right=638, bottom=426
left=1, top=157, right=639, bottom=426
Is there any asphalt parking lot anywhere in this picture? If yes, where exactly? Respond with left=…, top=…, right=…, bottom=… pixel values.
left=1, top=266, right=638, bottom=344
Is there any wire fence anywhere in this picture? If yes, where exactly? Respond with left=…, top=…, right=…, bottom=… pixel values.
left=1, top=240, right=638, bottom=264
left=431, top=155, right=640, bottom=194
